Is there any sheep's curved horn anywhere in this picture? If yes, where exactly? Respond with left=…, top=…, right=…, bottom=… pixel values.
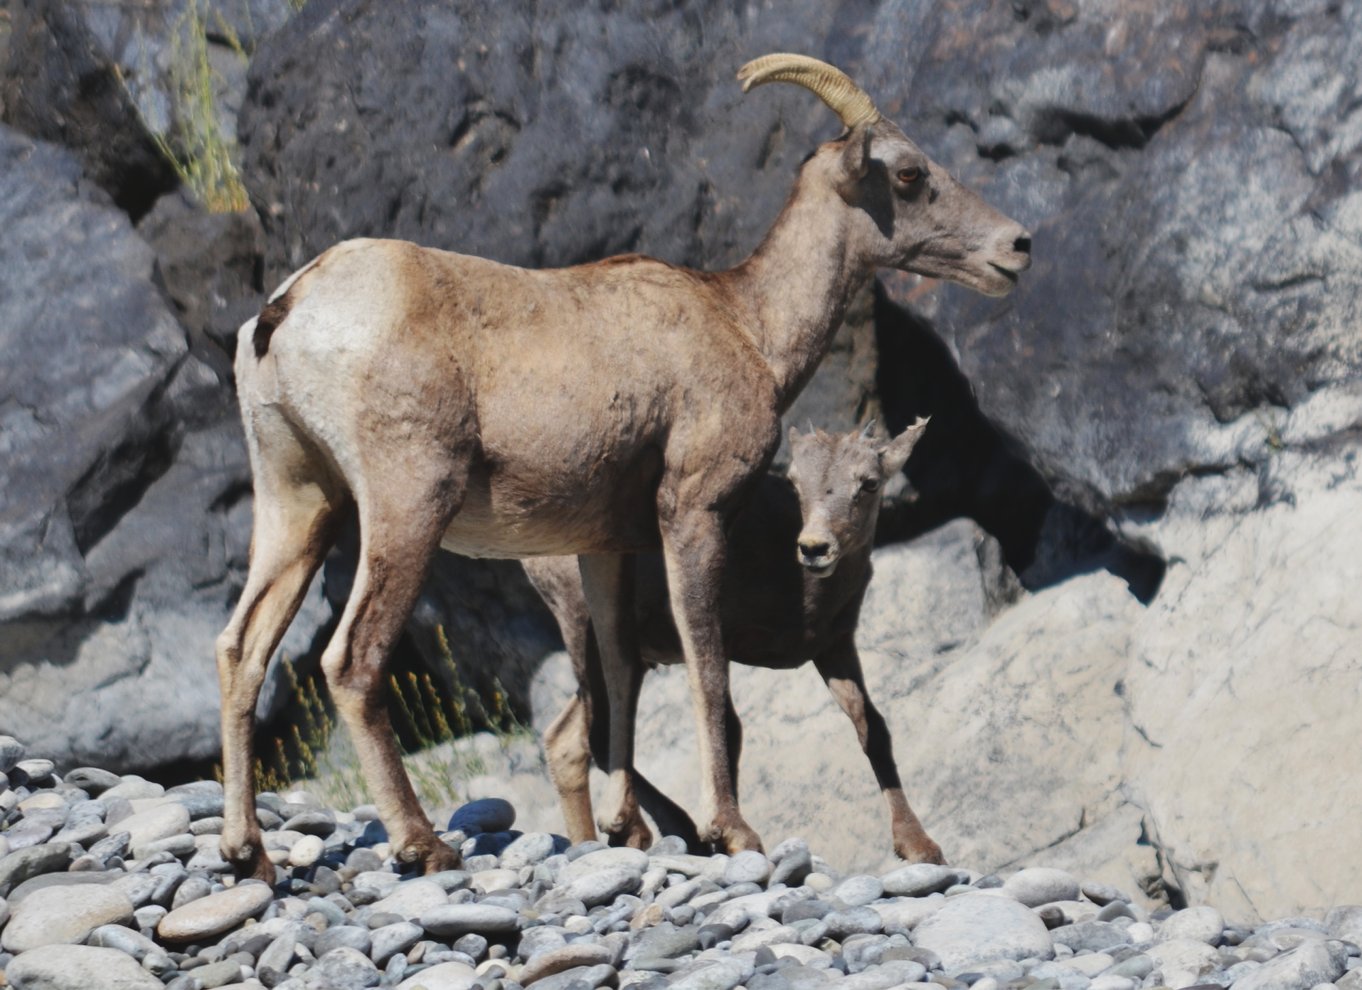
left=737, top=53, right=882, bottom=130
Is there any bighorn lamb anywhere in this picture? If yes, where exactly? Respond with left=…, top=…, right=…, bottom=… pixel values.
left=218, top=53, right=1029, bottom=880
left=525, top=419, right=943, bottom=863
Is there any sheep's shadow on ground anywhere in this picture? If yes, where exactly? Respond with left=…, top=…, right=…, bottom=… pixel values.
left=871, top=282, right=1165, bottom=605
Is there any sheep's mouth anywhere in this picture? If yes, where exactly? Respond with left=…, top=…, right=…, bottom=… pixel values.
left=989, top=262, right=1021, bottom=286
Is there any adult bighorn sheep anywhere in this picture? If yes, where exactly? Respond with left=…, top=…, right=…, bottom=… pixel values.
left=524, top=419, right=943, bottom=863
left=217, top=53, right=1030, bottom=880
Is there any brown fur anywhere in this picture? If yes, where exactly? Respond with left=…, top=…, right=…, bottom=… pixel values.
left=217, top=102, right=1030, bottom=880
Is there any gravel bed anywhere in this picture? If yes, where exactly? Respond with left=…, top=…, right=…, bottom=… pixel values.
left=0, top=736, right=1357, bottom=990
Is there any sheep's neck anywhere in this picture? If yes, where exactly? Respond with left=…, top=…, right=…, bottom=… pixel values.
left=727, top=178, right=869, bottom=412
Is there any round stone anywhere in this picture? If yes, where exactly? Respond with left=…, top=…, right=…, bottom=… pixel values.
left=447, top=798, right=515, bottom=835
left=118, top=803, right=191, bottom=854
left=289, top=834, right=326, bottom=868
left=1159, top=904, right=1225, bottom=944
left=565, top=865, right=643, bottom=907
left=5, top=943, right=163, bottom=989
left=370, top=920, right=424, bottom=966
left=832, top=874, right=883, bottom=907
left=1, top=883, right=135, bottom=952
left=999, top=867, right=1081, bottom=907
left=419, top=902, right=521, bottom=937
left=396, top=959, right=478, bottom=989
left=880, top=863, right=958, bottom=898
left=0, top=736, right=26, bottom=773
left=913, top=892, right=1054, bottom=971
left=557, top=847, right=648, bottom=885
left=518, top=942, right=614, bottom=985
left=723, top=850, right=772, bottom=887
left=369, top=878, right=450, bottom=920
left=157, top=881, right=275, bottom=942
left=499, top=831, right=556, bottom=870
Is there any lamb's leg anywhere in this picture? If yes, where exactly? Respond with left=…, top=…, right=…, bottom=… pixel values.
left=660, top=510, right=761, bottom=853
left=544, top=694, right=596, bottom=845
left=218, top=433, right=343, bottom=882
left=813, top=638, right=944, bottom=864
left=319, top=467, right=466, bottom=874
left=578, top=553, right=653, bottom=849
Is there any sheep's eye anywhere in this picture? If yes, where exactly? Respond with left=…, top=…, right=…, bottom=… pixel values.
left=860, top=477, right=880, bottom=494
left=897, top=165, right=924, bottom=185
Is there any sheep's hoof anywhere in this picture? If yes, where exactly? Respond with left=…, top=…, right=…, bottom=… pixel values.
left=396, top=836, right=462, bottom=874
left=704, top=815, right=763, bottom=855
left=223, top=841, right=276, bottom=884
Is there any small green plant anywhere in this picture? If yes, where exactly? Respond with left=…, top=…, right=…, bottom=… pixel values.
left=236, top=625, right=529, bottom=812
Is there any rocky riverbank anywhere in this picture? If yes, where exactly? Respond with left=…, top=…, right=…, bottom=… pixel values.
left=0, top=736, right=1358, bottom=990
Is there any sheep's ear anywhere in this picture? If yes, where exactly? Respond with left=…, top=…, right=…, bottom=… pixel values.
left=880, top=416, right=929, bottom=476
left=787, top=425, right=801, bottom=449
left=836, top=124, right=873, bottom=204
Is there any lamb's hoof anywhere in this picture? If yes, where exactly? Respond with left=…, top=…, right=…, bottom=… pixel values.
left=894, top=830, right=946, bottom=865
left=605, top=816, right=654, bottom=850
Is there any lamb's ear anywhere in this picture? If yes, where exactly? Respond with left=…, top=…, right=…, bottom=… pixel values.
left=880, top=416, right=929, bottom=476
left=836, top=124, right=874, bottom=204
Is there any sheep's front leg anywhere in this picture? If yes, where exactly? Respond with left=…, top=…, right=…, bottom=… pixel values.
left=813, top=637, right=944, bottom=864
left=661, top=510, right=762, bottom=853
left=578, top=553, right=653, bottom=849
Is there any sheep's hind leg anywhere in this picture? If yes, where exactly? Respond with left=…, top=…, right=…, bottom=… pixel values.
left=319, top=464, right=467, bottom=875
left=218, top=425, right=344, bottom=882
left=813, top=638, right=944, bottom=864
left=578, top=553, right=653, bottom=849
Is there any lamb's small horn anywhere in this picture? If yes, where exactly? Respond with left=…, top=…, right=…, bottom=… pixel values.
left=737, top=53, right=882, bottom=130
left=860, top=419, right=878, bottom=439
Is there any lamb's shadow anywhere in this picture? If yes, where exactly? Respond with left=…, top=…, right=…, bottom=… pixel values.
left=872, top=283, right=1165, bottom=604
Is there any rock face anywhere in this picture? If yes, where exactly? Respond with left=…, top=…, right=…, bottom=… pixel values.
left=2, top=0, right=1361, bottom=922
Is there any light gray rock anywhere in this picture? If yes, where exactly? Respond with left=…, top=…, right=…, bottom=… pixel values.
left=119, top=803, right=191, bottom=854
left=1001, top=867, right=1081, bottom=908
left=912, top=892, right=1054, bottom=972
left=499, top=832, right=556, bottom=870
left=1159, top=905, right=1225, bottom=944
left=1230, top=939, right=1348, bottom=990
left=367, top=879, right=449, bottom=920
left=418, top=903, right=521, bottom=938
left=394, top=959, right=478, bottom=990
left=565, top=866, right=644, bottom=907
left=0, top=882, right=134, bottom=952
left=1145, top=936, right=1220, bottom=988
left=0, top=843, right=73, bottom=896
left=5, top=943, right=163, bottom=989
left=156, top=881, right=274, bottom=942
left=880, top=864, right=958, bottom=898
left=370, top=921, right=423, bottom=967
left=832, top=875, right=883, bottom=907
left=723, top=851, right=772, bottom=887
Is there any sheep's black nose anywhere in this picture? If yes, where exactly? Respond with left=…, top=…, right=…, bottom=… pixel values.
left=799, top=540, right=830, bottom=559
left=1014, top=235, right=1032, bottom=255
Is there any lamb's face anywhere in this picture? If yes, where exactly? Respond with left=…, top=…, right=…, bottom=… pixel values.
left=786, top=420, right=929, bottom=579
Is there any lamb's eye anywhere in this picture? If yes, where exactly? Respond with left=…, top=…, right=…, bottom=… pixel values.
left=897, top=165, right=924, bottom=185
left=860, top=477, right=880, bottom=493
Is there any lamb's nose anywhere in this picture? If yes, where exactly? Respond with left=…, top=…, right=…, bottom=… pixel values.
left=798, top=540, right=830, bottom=559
